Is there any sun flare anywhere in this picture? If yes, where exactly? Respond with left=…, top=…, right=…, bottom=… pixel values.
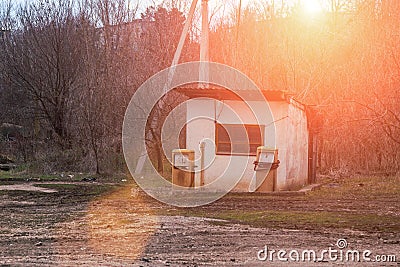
left=302, top=0, right=323, bottom=14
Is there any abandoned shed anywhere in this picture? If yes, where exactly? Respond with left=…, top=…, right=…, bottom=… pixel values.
left=175, top=86, right=318, bottom=192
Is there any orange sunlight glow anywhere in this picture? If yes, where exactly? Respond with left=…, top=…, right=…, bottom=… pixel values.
left=86, top=186, right=158, bottom=260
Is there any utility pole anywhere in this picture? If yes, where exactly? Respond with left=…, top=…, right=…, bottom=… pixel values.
left=199, top=0, right=209, bottom=86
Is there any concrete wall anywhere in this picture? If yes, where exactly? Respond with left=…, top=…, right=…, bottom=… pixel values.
left=185, top=97, right=309, bottom=192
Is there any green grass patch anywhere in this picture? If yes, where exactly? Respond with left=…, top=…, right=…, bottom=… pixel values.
left=37, top=183, right=120, bottom=195
left=0, top=169, right=60, bottom=181
left=0, top=169, right=131, bottom=184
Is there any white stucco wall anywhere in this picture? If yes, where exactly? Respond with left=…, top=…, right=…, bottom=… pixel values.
left=282, top=99, right=309, bottom=190
left=185, top=97, right=309, bottom=192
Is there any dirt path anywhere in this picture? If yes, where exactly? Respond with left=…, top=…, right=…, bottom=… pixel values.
left=0, top=181, right=399, bottom=266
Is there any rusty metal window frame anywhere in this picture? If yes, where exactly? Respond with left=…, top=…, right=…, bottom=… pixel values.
left=215, top=123, right=264, bottom=156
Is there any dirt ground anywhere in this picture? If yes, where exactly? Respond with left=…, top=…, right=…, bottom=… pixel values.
left=0, top=177, right=399, bottom=266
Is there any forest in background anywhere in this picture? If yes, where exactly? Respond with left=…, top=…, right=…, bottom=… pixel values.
left=0, top=0, right=399, bottom=177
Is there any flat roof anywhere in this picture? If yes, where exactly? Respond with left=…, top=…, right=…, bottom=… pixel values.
left=176, top=86, right=293, bottom=102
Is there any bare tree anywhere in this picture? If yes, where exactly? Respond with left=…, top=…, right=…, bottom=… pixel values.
left=2, top=0, right=84, bottom=147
